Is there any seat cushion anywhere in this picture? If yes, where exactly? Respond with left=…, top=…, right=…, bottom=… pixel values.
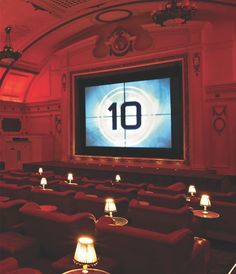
left=6, top=268, right=42, bottom=274
left=0, top=232, right=39, bottom=264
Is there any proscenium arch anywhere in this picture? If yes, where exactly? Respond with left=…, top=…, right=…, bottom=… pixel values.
left=0, top=0, right=235, bottom=87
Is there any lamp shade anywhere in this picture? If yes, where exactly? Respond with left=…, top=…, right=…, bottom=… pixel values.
left=104, top=198, right=117, bottom=214
left=38, top=167, right=43, bottom=175
left=115, top=174, right=121, bottom=182
left=74, top=237, right=97, bottom=265
left=188, top=185, right=196, bottom=195
left=200, top=194, right=211, bottom=207
left=40, top=177, right=47, bottom=189
left=67, top=172, right=73, bottom=181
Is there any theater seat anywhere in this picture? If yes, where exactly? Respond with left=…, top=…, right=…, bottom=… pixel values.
left=0, top=200, right=27, bottom=232
left=128, top=199, right=197, bottom=233
left=137, top=190, right=186, bottom=208
left=96, top=216, right=210, bottom=274
left=29, top=188, right=76, bottom=213
left=73, top=192, right=129, bottom=218
left=19, top=202, right=96, bottom=260
left=93, top=184, right=137, bottom=200
left=147, top=182, right=186, bottom=195
left=0, top=257, right=42, bottom=274
left=0, top=232, right=39, bottom=263
left=0, top=182, right=31, bottom=200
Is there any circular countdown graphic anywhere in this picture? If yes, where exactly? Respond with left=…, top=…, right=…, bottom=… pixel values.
left=95, top=86, right=159, bottom=146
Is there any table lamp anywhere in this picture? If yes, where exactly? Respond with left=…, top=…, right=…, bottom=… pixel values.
left=104, top=198, right=117, bottom=217
left=40, top=177, right=47, bottom=190
left=74, top=236, right=98, bottom=273
left=38, top=167, right=43, bottom=175
left=115, top=174, right=121, bottom=182
left=200, top=194, right=211, bottom=214
left=188, top=185, right=196, bottom=196
left=67, top=172, right=73, bottom=184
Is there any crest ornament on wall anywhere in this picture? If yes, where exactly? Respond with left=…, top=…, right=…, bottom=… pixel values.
left=212, top=105, right=226, bottom=135
left=106, top=27, right=136, bottom=57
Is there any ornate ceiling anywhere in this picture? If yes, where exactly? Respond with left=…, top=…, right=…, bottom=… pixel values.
left=0, top=0, right=235, bottom=72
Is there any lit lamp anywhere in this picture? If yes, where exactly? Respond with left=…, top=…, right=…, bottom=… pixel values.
left=104, top=198, right=117, bottom=217
left=67, top=172, right=73, bottom=184
left=73, top=237, right=97, bottom=273
left=188, top=185, right=196, bottom=196
left=200, top=194, right=211, bottom=214
left=115, top=174, right=121, bottom=183
left=40, top=177, right=47, bottom=190
left=38, top=167, right=43, bottom=175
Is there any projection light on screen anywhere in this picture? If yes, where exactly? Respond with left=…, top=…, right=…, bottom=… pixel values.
left=85, top=79, right=172, bottom=148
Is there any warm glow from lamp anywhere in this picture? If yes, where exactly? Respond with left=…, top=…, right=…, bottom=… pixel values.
left=115, top=174, right=121, bottom=182
left=188, top=185, right=196, bottom=196
left=40, top=177, right=47, bottom=190
left=38, top=167, right=43, bottom=175
left=104, top=198, right=117, bottom=217
left=67, top=173, right=73, bottom=184
left=200, top=194, right=211, bottom=214
left=74, top=237, right=97, bottom=273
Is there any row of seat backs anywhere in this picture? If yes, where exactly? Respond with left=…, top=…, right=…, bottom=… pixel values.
left=0, top=257, right=42, bottom=274
left=95, top=216, right=209, bottom=274
left=18, top=202, right=96, bottom=260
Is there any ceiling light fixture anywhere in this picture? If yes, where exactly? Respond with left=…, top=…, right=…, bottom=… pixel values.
left=151, top=0, right=196, bottom=27
left=0, top=26, right=21, bottom=62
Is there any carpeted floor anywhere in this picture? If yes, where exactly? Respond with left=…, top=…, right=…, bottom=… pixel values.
left=208, top=240, right=236, bottom=274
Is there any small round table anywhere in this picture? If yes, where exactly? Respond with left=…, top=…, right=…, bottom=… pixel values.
left=111, top=217, right=128, bottom=226
left=193, top=210, right=220, bottom=219
left=192, top=210, right=220, bottom=238
left=62, top=268, right=109, bottom=274
left=0, top=196, right=10, bottom=202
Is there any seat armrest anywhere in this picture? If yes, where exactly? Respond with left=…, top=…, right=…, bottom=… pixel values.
left=0, top=257, right=18, bottom=273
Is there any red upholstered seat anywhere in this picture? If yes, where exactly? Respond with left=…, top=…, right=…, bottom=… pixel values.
left=203, top=200, right=236, bottom=243
left=29, top=188, right=76, bottom=213
left=73, top=191, right=129, bottom=218
left=137, top=190, right=186, bottom=208
left=112, top=182, right=146, bottom=190
left=93, top=184, right=137, bottom=200
left=96, top=216, right=210, bottom=274
left=0, top=257, right=42, bottom=274
left=0, top=232, right=39, bottom=263
left=55, top=181, right=95, bottom=193
left=0, top=182, right=31, bottom=200
left=128, top=199, right=195, bottom=233
left=0, top=199, right=27, bottom=232
left=19, top=203, right=96, bottom=260
left=147, top=182, right=186, bottom=195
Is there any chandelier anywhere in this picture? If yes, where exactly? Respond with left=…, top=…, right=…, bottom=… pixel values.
left=0, top=26, right=21, bottom=62
left=151, top=0, right=196, bottom=27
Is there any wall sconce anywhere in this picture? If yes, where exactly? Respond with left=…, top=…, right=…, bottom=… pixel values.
left=115, top=174, right=121, bottom=182
left=73, top=237, right=98, bottom=273
left=104, top=198, right=117, bottom=217
left=188, top=185, right=196, bottom=196
left=200, top=194, right=211, bottom=214
left=40, top=177, right=47, bottom=190
left=67, top=172, right=73, bottom=184
left=38, top=167, right=43, bottom=175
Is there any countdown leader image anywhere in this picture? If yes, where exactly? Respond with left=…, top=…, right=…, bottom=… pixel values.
left=85, top=78, right=171, bottom=148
